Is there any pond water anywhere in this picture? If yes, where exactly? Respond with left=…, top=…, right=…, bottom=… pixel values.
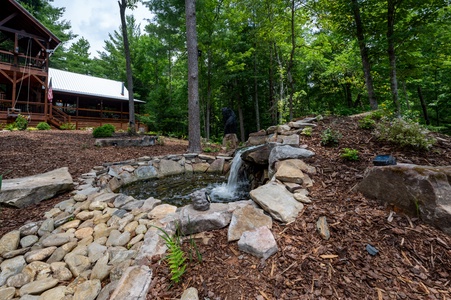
left=119, top=172, right=250, bottom=207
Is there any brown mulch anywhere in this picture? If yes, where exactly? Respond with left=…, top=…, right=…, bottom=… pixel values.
left=1, top=117, right=451, bottom=300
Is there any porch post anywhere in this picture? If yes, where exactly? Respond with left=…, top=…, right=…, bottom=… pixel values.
left=11, top=33, right=18, bottom=109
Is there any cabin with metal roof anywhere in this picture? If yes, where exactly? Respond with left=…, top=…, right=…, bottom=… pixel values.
left=48, top=68, right=144, bottom=129
left=0, top=0, right=143, bottom=130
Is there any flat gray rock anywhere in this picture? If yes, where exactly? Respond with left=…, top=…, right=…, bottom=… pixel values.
left=19, top=277, right=59, bottom=296
left=179, top=203, right=232, bottom=235
left=268, top=145, right=315, bottom=174
left=0, top=286, right=15, bottom=300
left=0, top=230, right=20, bottom=255
left=73, top=279, right=101, bottom=300
left=158, top=159, right=185, bottom=177
left=250, top=182, right=304, bottom=223
left=228, top=205, right=272, bottom=242
left=0, top=167, right=73, bottom=208
left=238, top=226, right=278, bottom=259
left=0, top=256, right=26, bottom=286
left=110, top=266, right=152, bottom=300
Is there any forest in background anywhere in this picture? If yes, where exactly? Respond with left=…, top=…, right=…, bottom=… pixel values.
left=17, top=0, right=451, bottom=142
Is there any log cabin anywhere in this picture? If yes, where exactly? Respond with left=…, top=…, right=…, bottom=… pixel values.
left=0, top=0, right=143, bottom=130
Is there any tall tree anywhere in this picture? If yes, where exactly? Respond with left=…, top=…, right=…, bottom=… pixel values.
left=185, top=0, right=201, bottom=152
left=351, top=0, right=378, bottom=110
left=118, top=0, right=138, bottom=134
left=65, top=37, right=92, bottom=74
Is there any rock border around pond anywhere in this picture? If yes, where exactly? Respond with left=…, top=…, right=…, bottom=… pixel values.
left=0, top=118, right=321, bottom=299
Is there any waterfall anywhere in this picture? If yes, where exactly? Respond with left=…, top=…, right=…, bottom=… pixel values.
left=210, top=147, right=249, bottom=201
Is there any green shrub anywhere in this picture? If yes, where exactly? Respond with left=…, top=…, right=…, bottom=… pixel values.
left=60, top=122, right=76, bottom=130
left=374, top=117, right=436, bottom=150
left=36, top=122, right=51, bottom=130
left=321, top=128, right=342, bottom=146
left=102, top=123, right=116, bottom=133
left=341, top=148, right=359, bottom=161
left=359, top=115, right=376, bottom=130
left=92, top=124, right=115, bottom=138
left=369, top=110, right=384, bottom=120
left=5, top=123, right=16, bottom=131
left=301, top=127, right=313, bottom=136
left=14, top=114, right=28, bottom=130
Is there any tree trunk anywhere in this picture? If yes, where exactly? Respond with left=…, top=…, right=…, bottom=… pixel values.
left=185, top=0, right=201, bottom=153
left=345, top=82, right=352, bottom=108
left=417, top=85, right=430, bottom=125
left=118, top=0, right=136, bottom=134
left=402, top=81, right=410, bottom=110
left=274, top=44, right=285, bottom=124
left=287, top=0, right=296, bottom=121
left=269, top=45, right=276, bottom=125
left=238, top=99, right=245, bottom=143
left=387, top=0, right=401, bottom=117
left=351, top=0, right=377, bottom=110
left=254, top=45, right=260, bottom=131
left=205, top=47, right=212, bottom=140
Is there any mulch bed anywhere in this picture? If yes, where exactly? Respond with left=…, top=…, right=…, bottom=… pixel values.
left=1, top=116, right=451, bottom=300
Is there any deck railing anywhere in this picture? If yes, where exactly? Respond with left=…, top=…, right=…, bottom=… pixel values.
left=0, top=49, right=46, bottom=70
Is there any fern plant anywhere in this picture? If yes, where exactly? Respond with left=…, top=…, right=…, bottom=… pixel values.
left=155, top=226, right=187, bottom=283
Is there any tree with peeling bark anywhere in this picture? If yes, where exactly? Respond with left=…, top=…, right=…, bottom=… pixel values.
left=118, top=0, right=138, bottom=135
left=185, top=0, right=202, bottom=153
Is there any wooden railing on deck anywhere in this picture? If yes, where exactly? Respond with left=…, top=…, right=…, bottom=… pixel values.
left=0, top=49, right=46, bottom=70
left=51, top=106, right=71, bottom=126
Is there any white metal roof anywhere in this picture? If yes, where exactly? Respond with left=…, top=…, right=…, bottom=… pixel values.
left=48, top=68, right=144, bottom=103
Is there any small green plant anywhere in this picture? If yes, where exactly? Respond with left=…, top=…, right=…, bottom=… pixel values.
left=92, top=124, right=115, bottom=138
left=26, top=127, right=38, bottom=131
left=155, top=226, right=187, bottom=284
left=374, top=117, right=436, bottom=150
left=341, top=148, right=359, bottom=161
left=301, top=127, right=313, bottom=136
left=358, top=115, right=376, bottom=130
left=156, top=136, right=165, bottom=145
left=320, top=128, right=342, bottom=146
left=369, top=110, right=384, bottom=120
left=14, top=114, right=28, bottom=130
left=5, top=123, right=16, bottom=131
left=202, top=146, right=214, bottom=153
left=36, top=122, right=51, bottom=130
left=60, top=122, right=76, bottom=130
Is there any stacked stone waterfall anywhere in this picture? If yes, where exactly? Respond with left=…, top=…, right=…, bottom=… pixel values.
left=0, top=117, right=319, bottom=299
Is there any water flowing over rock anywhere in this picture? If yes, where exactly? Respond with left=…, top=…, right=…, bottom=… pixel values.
left=357, top=164, right=451, bottom=234
left=250, top=182, right=304, bottom=223
left=0, top=168, right=73, bottom=208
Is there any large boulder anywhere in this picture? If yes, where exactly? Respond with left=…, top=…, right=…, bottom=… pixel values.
left=269, top=145, right=315, bottom=169
left=357, top=164, right=451, bottom=234
left=0, top=168, right=73, bottom=208
left=241, top=144, right=276, bottom=166
left=250, top=182, right=304, bottom=223
left=268, top=145, right=315, bottom=179
left=179, top=200, right=254, bottom=235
